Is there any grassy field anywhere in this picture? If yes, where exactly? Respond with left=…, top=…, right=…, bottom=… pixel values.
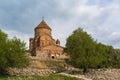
left=0, top=74, right=81, bottom=80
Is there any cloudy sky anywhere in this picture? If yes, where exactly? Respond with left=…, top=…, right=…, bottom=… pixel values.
left=0, top=0, right=120, bottom=49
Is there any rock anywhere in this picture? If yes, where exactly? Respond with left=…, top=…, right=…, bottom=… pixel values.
left=7, top=67, right=58, bottom=76
left=84, top=69, right=120, bottom=80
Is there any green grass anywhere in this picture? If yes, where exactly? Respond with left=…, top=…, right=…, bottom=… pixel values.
left=0, top=75, right=8, bottom=80
left=0, top=74, right=81, bottom=80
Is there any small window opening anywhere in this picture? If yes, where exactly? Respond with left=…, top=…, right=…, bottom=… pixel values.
left=52, top=56, right=54, bottom=59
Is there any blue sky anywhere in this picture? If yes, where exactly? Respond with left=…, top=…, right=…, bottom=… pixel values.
left=0, top=0, right=120, bottom=48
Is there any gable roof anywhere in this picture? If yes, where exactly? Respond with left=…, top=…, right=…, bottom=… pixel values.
left=35, top=20, right=51, bottom=30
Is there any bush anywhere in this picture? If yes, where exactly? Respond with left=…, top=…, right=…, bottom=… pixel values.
left=0, top=30, right=29, bottom=74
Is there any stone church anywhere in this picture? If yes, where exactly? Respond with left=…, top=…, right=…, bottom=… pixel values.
left=29, top=20, right=67, bottom=60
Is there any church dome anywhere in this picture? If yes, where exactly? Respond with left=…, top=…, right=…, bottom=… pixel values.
left=35, top=20, right=51, bottom=31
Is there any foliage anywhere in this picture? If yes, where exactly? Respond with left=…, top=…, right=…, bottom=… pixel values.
left=0, top=30, right=8, bottom=72
left=6, top=37, right=29, bottom=68
left=66, top=28, right=119, bottom=72
left=0, top=30, right=29, bottom=74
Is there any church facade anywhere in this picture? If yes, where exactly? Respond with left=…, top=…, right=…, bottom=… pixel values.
left=29, top=20, right=65, bottom=60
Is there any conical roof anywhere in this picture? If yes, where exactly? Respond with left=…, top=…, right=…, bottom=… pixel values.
left=56, top=39, right=60, bottom=44
left=35, top=20, right=51, bottom=30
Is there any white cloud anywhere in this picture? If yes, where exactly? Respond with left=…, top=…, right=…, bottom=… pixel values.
left=0, top=0, right=120, bottom=48
left=2, top=29, right=30, bottom=49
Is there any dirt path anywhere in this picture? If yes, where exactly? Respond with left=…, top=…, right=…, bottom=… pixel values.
left=59, top=72, right=92, bottom=80
left=59, top=69, right=120, bottom=80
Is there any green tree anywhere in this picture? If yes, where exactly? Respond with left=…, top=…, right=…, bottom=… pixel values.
left=95, top=43, right=110, bottom=68
left=66, top=28, right=115, bottom=72
left=0, top=30, right=8, bottom=73
left=115, top=53, right=120, bottom=68
left=0, top=30, right=29, bottom=74
left=66, top=28, right=97, bottom=72
left=6, top=37, right=29, bottom=68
